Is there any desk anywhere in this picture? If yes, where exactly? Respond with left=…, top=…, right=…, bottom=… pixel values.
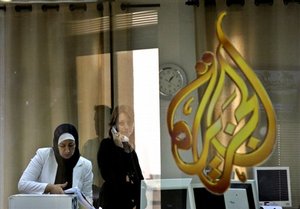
left=260, top=206, right=283, bottom=209
left=9, top=194, right=77, bottom=209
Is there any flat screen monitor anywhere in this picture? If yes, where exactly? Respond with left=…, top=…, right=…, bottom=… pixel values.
left=224, top=188, right=249, bottom=209
left=192, top=182, right=253, bottom=209
left=160, top=188, right=187, bottom=209
left=191, top=183, right=226, bottom=209
left=140, top=178, right=196, bottom=209
left=230, top=179, right=260, bottom=209
left=253, top=166, right=292, bottom=207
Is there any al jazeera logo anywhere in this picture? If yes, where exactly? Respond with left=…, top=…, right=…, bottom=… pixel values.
left=167, top=11, right=276, bottom=194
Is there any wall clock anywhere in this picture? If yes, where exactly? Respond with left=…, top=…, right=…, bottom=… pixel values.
left=159, top=63, right=187, bottom=99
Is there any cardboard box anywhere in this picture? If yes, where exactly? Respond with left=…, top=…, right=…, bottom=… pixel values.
left=9, top=194, right=77, bottom=209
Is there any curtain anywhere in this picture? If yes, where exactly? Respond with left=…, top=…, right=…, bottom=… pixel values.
left=0, top=5, right=6, bottom=208
left=195, top=1, right=300, bottom=207
left=0, top=3, right=111, bottom=209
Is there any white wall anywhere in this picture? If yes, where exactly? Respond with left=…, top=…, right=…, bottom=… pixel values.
left=157, top=0, right=198, bottom=179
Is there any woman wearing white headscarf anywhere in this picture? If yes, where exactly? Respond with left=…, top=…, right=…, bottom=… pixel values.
left=18, top=123, right=93, bottom=204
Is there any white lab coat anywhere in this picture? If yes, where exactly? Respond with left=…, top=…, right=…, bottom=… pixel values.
left=18, top=147, right=93, bottom=203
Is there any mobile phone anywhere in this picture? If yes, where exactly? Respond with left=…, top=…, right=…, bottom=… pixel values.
left=111, top=126, right=118, bottom=135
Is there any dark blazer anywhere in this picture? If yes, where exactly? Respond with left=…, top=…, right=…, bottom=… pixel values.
left=97, top=137, right=144, bottom=209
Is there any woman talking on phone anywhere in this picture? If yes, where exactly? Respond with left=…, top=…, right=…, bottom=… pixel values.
left=97, top=105, right=144, bottom=209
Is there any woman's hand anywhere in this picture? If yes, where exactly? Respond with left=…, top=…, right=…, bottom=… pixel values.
left=112, top=131, right=133, bottom=152
left=44, top=182, right=68, bottom=194
left=112, top=131, right=124, bottom=148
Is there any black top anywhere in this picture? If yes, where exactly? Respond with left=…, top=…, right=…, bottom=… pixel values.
left=97, top=137, right=144, bottom=209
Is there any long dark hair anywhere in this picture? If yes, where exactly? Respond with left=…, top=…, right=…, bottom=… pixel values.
left=108, top=105, right=135, bottom=147
left=52, top=123, right=80, bottom=189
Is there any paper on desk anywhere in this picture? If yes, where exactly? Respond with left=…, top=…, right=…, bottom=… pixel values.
left=64, top=187, right=95, bottom=209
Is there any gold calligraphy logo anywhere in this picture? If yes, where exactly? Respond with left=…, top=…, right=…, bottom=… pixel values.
left=167, top=11, right=276, bottom=194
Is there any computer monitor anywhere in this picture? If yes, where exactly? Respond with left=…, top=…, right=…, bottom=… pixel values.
left=224, top=188, right=249, bottom=209
left=191, top=183, right=226, bottom=209
left=253, top=166, right=292, bottom=207
left=191, top=182, right=252, bottom=209
left=160, top=189, right=187, bottom=209
left=140, top=178, right=196, bottom=209
left=230, top=179, right=260, bottom=209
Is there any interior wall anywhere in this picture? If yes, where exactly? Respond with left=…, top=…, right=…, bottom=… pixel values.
left=157, top=0, right=198, bottom=179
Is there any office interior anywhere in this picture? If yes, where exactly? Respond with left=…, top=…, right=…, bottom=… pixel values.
left=1, top=0, right=300, bottom=208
